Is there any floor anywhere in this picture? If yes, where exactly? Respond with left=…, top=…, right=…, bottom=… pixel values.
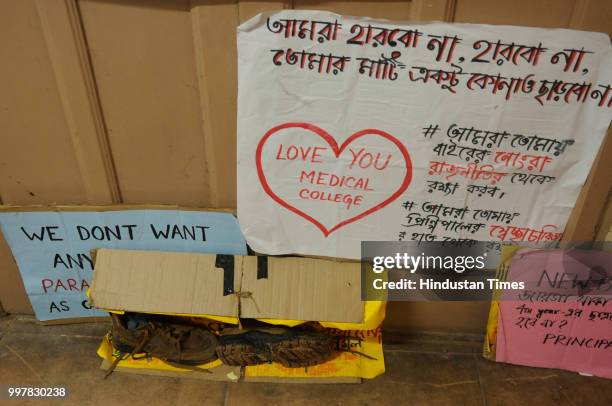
left=0, top=315, right=610, bottom=406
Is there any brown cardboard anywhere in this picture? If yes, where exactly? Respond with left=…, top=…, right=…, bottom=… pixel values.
left=99, top=360, right=361, bottom=384
left=91, top=249, right=240, bottom=318
left=242, top=376, right=361, bottom=384
left=0, top=229, right=32, bottom=314
left=240, top=256, right=362, bottom=323
left=99, top=360, right=241, bottom=382
left=91, top=249, right=363, bottom=323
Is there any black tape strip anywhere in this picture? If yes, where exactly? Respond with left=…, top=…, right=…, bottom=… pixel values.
left=257, top=256, right=268, bottom=280
left=215, top=254, right=235, bottom=296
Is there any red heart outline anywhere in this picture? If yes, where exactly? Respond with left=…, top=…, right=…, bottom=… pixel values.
left=256, top=122, right=413, bottom=237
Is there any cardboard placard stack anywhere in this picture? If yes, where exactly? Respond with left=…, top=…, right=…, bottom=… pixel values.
left=90, top=248, right=385, bottom=383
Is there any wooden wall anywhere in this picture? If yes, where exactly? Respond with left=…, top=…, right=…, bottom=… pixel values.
left=1, top=0, right=610, bottom=332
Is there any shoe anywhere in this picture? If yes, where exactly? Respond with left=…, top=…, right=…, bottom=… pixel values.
left=106, top=313, right=218, bottom=378
left=216, top=328, right=339, bottom=368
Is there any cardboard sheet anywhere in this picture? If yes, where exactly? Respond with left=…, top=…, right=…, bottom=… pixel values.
left=91, top=249, right=240, bottom=317
left=91, top=249, right=364, bottom=324
left=241, top=256, right=362, bottom=322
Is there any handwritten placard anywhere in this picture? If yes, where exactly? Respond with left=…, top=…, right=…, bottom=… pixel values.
left=237, top=10, right=612, bottom=259
left=0, top=210, right=247, bottom=321
left=496, top=249, right=611, bottom=379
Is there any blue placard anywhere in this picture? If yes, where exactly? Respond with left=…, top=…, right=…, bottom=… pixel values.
left=0, top=209, right=247, bottom=321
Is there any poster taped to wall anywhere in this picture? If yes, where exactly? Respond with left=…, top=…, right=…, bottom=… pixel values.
left=0, top=209, right=247, bottom=321
left=237, top=10, right=612, bottom=259
left=485, top=246, right=612, bottom=379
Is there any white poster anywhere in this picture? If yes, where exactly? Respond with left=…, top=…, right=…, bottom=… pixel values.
left=237, top=10, right=612, bottom=259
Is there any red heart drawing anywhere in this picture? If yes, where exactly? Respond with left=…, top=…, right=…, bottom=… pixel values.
left=256, top=122, right=412, bottom=237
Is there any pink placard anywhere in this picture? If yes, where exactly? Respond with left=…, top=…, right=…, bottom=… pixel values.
left=496, top=249, right=611, bottom=379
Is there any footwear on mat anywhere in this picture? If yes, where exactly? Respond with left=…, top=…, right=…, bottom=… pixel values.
left=105, top=313, right=218, bottom=378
